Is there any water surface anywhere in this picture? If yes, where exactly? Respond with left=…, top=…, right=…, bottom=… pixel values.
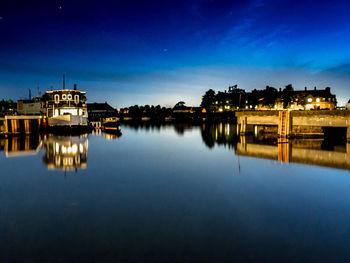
left=1, top=123, right=350, bottom=262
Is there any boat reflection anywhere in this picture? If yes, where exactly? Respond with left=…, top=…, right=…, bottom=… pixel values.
left=91, top=129, right=122, bottom=140
left=42, top=134, right=88, bottom=171
left=201, top=122, right=350, bottom=171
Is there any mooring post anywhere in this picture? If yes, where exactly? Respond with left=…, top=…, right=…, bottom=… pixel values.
left=240, top=117, right=247, bottom=135
left=4, top=116, right=8, bottom=134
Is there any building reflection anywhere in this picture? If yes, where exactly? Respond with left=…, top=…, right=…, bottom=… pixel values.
left=201, top=122, right=350, bottom=171
left=42, top=134, right=88, bottom=171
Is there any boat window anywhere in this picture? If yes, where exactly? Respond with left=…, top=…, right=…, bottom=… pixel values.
left=74, top=95, right=79, bottom=104
left=67, top=94, right=72, bottom=100
left=62, top=94, right=67, bottom=100
left=54, top=94, right=60, bottom=104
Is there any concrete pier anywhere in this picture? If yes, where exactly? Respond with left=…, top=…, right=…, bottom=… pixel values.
left=236, top=110, right=350, bottom=140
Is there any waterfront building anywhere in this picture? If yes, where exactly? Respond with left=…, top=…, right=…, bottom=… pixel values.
left=17, top=97, right=46, bottom=115
left=0, top=100, right=17, bottom=116
left=42, top=89, right=88, bottom=126
left=87, top=102, right=117, bottom=121
left=211, top=85, right=337, bottom=112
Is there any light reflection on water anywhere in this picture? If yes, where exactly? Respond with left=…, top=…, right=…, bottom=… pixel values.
left=1, top=123, right=350, bottom=262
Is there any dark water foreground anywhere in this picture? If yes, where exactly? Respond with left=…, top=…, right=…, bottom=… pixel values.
left=1, top=123, right=350, bottom=262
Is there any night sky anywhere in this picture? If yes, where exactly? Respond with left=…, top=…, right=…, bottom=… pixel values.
left=1, top=0, right=350, bottom=107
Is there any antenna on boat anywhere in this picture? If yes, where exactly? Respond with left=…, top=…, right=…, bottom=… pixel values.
left=63, top=74, right=66, bottom=90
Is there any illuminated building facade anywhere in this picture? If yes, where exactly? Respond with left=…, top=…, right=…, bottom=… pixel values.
left=43, top=89, right=88, bottom=126
left=212, top=85, right=337, bottom=112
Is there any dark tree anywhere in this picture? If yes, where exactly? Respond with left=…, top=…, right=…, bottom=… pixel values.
left=282, top=84, right=294, bottom=108
left=201, top=89, right=216, bottom=112
left=174, top=101, right=186, bottom=108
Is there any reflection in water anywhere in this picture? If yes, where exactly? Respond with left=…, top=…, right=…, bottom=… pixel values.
left=121, top=122, right=196, bottom=136
left=2, top=123, right=350, bottom=262
left=91, top=129, right=122, bottom=140
left=0, top=135, right=42, bottom=157
left=201, top=122, right=237, bottom=149
left=42, top=134, right=89, bottom=171
left=0, top=131, right=122, bottom=171
left=201, top=122, right=350, bottom=170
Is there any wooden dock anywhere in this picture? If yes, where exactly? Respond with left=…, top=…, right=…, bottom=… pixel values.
left=0, top=115, right=44, bottom=136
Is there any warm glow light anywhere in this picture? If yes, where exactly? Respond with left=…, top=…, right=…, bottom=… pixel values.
left=219, top=108, right=223, bottom=112
left=307, top=98, right=312, bottom=102
left=61, top=109, right=78, bottom=115
left=79, top=144, right=84, bottom=153
left=72, top=144, right=78, bottom=154
left=316, top=98, right=320, bottom=102
left=55, top=143, right=59, bottom=153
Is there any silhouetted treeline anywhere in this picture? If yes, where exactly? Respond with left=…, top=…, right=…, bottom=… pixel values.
left=119, top=105, right=172, bottom=119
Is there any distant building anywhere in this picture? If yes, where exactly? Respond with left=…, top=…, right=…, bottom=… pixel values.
left=212, top=85, right=336, bottom=112
left=87, top=102, right=117, bottom=121
left=0, top=100, right=17, bottom=116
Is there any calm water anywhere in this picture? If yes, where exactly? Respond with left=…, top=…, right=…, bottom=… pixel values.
left=1, top=123, right=350, bottom=262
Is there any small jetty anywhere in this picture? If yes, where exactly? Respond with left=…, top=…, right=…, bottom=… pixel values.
left=0, top=115, right=43, bottom=136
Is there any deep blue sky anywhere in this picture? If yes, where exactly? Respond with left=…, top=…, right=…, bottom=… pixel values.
left=1, top=0, right=350, bottom=107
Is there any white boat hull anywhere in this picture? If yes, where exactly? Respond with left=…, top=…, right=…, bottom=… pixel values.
left=48, top=115, right=88, bottom=126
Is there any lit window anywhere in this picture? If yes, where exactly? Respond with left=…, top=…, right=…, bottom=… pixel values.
left=307, top=98, right=313, bottom=102
left=219, top=108, right=223, bottom=112
left=54, top=94, right=60, bottom=104
left=316, top=98, right=320, bottom=102
left=274, top=105, right=277, bottom=109
left=74, top=95, right=79, bottom=104
left=215, top=101, right=218, bottom=104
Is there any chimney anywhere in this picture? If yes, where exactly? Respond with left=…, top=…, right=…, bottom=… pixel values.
left=305, top=87, right=307, bottom=91
left=279, top=88, right=281, bottom=92
left=314, top=86, right=317, bottom=91
left=73, top=84, right=77, bottom=90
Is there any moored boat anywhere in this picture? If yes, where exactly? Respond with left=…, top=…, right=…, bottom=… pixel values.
left=102, top=117, right=121, bottom=134
left=42, top=86, right=91, bottom=133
